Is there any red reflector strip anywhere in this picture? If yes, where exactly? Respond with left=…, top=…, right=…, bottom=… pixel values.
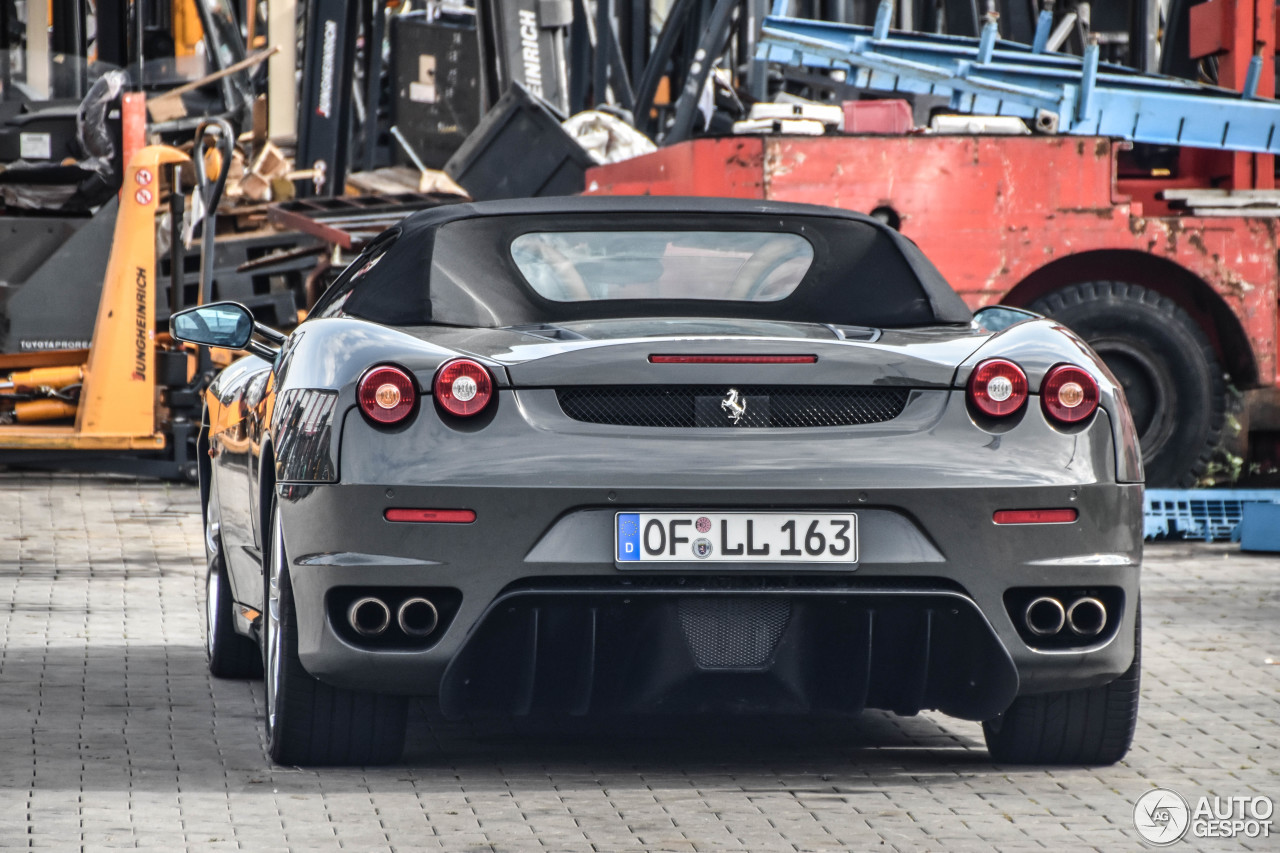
left=649, top=354, right=818, bottom=364
left=384, top=509, right=476, bottom=524
left=993, top=509, right=1078, bottom=525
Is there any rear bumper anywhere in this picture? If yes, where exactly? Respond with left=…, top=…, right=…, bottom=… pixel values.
left=275, top=476, right=1142, bottom=714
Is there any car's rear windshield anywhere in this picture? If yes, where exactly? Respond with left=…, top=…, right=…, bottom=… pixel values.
left=311, top=207, right=974, bottom=329
left=510, top=231, right=813, bottom=302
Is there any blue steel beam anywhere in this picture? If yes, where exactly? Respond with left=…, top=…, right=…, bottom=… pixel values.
left=757, top=5, right=1280, bottom=154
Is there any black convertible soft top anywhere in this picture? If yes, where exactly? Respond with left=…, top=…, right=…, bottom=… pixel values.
left=311, top=196, right=973, bottom=328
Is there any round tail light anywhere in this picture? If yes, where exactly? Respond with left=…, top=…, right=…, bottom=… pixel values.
left=967, top=358, right=1028, bottom=417
left=1042, top=364, right=1099, bottom=424
left=357, top=365, right=417, bottom=425
left=434, top=358, right=493, bottom=417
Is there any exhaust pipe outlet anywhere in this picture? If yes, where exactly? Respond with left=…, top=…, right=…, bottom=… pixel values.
left=397, top=597, right=439, bottom=637
left=1066, top=597, right=1107, bottom=637
left=1024, top=596, right=1066, bottom=636
left=348, top=597, right=391, bottom=636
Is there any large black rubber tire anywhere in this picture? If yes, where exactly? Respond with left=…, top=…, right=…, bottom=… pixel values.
left=264, top=503, right=407, bottom=766
left=983, top=617, right=1140, bottom=765
left=1029, top=281, right=1225, bottom=487
left=206, top=540, right=263, bottom=679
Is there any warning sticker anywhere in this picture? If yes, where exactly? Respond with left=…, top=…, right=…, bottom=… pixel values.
left=20, top=132, right=52, bottom=160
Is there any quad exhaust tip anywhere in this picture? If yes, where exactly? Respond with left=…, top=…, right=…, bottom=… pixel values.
left=397, top=597, right=439, bottom=637
left=348, top=597, right=392, bottom=636
left=1066, top=597, right=1107, bottom=637
left=1024, top=596, right=1066, bottom=636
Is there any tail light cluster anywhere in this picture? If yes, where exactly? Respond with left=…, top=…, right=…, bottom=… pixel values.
left=1040, top=364, right=1099, bottom=423
left=967, top=358, right=1027, bottom=417
left=357, top=366, right=417, bottom=425
left=433, top=358, right=493, bottom=416
left=357, top=358, right=494, bottom=427
left=966, top=359, right=1099, bottom=425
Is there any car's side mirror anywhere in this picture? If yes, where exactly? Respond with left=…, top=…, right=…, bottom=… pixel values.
left=170, top=301, right=284, bottom=359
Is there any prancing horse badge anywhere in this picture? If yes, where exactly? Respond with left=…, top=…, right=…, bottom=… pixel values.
left=721, top=388, right=747, bottom=424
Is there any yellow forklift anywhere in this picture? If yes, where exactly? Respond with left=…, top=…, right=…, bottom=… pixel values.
left=0, top=120, right=235, bottom=480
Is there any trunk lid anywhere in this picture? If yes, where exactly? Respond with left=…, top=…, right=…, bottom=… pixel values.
left=408, top=319, right=991, bottom=388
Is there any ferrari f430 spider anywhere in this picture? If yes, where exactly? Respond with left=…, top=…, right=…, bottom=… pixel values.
left=171, top=197, right=1144, bottom=767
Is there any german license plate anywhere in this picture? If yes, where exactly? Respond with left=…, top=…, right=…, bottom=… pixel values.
left=615, top=512, right=857, bottom=564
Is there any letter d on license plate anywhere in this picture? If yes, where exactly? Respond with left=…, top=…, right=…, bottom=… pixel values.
left=616, top=512, right=857, bottom=565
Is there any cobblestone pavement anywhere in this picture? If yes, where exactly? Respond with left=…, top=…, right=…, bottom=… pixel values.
left=0, top=474, right=1275, bottom=852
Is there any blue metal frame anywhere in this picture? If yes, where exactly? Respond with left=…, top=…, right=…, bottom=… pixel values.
left=758, top=0, right=1280, bottom=154
left=1144, top=488, right=1280, bottom=543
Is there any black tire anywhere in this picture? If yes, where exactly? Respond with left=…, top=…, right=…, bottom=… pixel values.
left=983, top=617, right=1140, bottom=765
left=1029, top=281, right=1225, bottom=487
left=206, top=537, right=263, bottom=679
left=264, top=502, right=407, bottom=766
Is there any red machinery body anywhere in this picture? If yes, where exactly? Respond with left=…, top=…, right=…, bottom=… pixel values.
left=587, top=133, right=1278, bottom=396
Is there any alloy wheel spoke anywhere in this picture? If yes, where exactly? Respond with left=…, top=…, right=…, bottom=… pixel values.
left=267, top=511, right=284, bottom=733
left=206, top=569, right=218, bottom=656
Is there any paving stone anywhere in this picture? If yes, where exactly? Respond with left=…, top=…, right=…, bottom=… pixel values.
left=0, top=474, right=1276, bottom=851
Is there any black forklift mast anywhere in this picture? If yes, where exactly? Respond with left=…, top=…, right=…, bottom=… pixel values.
left=296, top=0, right=584, bottom=197
left=296, top=0, right=361, bottom=195
left=97, top=0, right=131, bottom=69
left=477, top=0, right=573, bottom=115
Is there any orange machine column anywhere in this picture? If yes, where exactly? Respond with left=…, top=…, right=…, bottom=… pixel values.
left=77, top=145, right=190, bottom=440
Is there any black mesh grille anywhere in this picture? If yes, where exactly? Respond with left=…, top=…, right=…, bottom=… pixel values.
left=556, top=385, right=910, bottom=428
left=678, top=597, right=792, bottom=669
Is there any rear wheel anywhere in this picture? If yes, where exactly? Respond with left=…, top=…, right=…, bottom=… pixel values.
left=205, top=533, right=263, bottom=679
left=1028, top=281, right=1225, bottom=487
left=983, top=616, right=1140, bottom=765
left=264, top=502, right=407, bottom=766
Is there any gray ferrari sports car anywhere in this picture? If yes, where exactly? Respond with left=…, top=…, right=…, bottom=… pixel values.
left=171, top=196, right=1144, bottom=768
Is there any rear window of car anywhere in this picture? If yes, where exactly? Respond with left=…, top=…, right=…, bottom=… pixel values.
left=312, top=208, right=973, bottom=329
left=509, top=231, right=814, bottom=302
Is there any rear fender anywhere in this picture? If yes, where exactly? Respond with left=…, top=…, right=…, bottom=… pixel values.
left=956, top=319, right=1142, bottom=483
